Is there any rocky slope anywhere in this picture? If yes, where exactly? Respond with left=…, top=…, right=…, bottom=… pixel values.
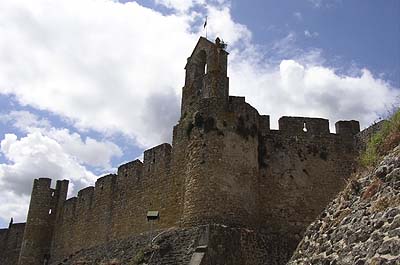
left=288, top=145, right=400, bottom=265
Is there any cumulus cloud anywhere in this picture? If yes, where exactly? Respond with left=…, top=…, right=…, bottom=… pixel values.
left=229, top=58, right=398, bottom=129
left=0, top=132, right=97, bottom=194
left=0, top=111, right=122, bottom=168
left=0, top=0, right=194, bottom=147
left=0, top=110, right=123, bottom=224
left=0, top=0, right=254, bottom=148
left=205, top=5, right=251, bottom=45
left=0, top=0, right=398, bottom=225
left=0, top=191, right=30, bottom=224
left=155, top=0, right=203, bottom=12
left=304, top=30, right=319, bottom=38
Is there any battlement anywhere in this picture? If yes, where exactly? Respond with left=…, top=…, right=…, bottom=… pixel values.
left=95, top=174, right=117, bottom=191
left=229, top=96, right=245, bottom=104
left=118, top=160, right=143, bottom=178
left=13, top=37, right=362, bottom=265
left=278, top=116, right=330, bottom=135
left=259, top=115, right=270, bottom=133
left=34, top=177, right=52, bottom=188
left=335, top=120, right=360, bottom=136
left=143, top=143, right=172, bottom=174
left=63, top=197, right=77, bottom=219
left=77, top=187, right=94, bottom=210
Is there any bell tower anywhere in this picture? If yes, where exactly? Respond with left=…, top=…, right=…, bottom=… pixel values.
left=181, top=37, right=229, bottom=120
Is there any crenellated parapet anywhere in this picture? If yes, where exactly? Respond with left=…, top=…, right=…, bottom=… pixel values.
left=48, top=142, right=179, bottom=261
left=279, top=116, right=330, bottom=135
left=62, top=197, right=77, bottom=221
left=143, top=143, right=172, bottom=175
left=117, top=160, right=143, bottom=182
left=335, top=120, right=361, bottom=140
left=12, top=37, right=365, bottom=265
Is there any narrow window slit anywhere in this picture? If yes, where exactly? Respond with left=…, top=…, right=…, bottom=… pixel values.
left=303, top=122, right=308, bottom=132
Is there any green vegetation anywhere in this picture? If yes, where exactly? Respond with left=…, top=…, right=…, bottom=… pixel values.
left=360, top=109, right=400, bottom=167
left=130, top=248, right=145, bottom=265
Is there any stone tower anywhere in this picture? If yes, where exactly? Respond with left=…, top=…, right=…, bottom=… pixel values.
left=176, top=37, right=262, bottom=227
left=18, top=178, right=68, bottom=265
left=181, top=37, right=229, bottom=119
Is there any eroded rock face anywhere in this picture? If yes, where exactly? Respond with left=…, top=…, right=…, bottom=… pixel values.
left=288, top=146, right=400, bottom=265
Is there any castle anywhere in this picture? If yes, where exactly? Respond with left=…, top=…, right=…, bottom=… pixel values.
left=0, top=37, right=361, bottom=265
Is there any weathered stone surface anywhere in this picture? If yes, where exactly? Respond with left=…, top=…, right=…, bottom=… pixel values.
left=0, top=222, right=25, bottom=265
left=288, top=145, right=400, bottom=265
left=46, top=225, right=296, bottom=265
left=1, top=37, right=363, bottom=265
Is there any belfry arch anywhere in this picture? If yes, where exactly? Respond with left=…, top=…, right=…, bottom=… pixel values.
left=181, top=37, right=229, bottom=119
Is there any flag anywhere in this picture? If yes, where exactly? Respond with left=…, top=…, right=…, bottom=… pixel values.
left=204, top=17, right=207, bottom=28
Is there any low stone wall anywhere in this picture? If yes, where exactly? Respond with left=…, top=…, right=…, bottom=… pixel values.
left=50, top=224, right=297, bottom=265
left=51, top=226, right=206, bottom=265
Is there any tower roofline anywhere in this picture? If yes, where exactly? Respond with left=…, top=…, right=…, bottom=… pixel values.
left=186, top=37, right=229, bottom=67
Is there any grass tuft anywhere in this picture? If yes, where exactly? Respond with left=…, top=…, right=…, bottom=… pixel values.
left=360, top=109, right=400, bottom=167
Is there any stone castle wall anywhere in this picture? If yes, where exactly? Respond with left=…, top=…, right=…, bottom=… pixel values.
left=0, top=222, right=25, bottom=265
left=259, top=118, right=358, bottom=236
left=0, top=37, right=362, bottom=265
left=289, top=145, right=400, bottom=265
left=50, top=143, right=184, bottom=261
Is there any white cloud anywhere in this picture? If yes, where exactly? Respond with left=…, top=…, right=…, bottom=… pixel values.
left=308, top=0, right=342, bottom=8
left=205, top=6, right=251, bottom=45
left=304, top=30, right=319, bottom=38
left=0, top=132, right=97, bottom=196
left=0, top=111, right=122, bottom=168
left=0, top=0, right=194, bottom=147
left=155, top=0, right=203, bottom=12
left=308, top=0, right=323, bottom=8
left=293, top=12, right=303, bottom=21
left=0, top=0, right=251, bottom=148
left=0, top=110, right=124, bottom=225
left=0, top=131, right=98, bottom=225
left=0, top=191, right=30, bottom=224
left=0, top=0, right=398, bottom=225
left=229, top=57, right=398, bottom=129
left=0, top=111, right=51, bottom=130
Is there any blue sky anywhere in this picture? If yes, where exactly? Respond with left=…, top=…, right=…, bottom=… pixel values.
left=230, top=0, right=400, bottom=86
left=0, top=0, right=399, bottom=228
